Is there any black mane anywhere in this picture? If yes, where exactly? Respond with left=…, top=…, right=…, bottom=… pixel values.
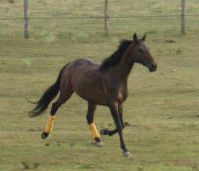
left=100, top=39, right=132, bottom=71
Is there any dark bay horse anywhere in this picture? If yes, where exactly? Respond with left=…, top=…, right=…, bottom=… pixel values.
left=29, top=33, right=157, bottom=158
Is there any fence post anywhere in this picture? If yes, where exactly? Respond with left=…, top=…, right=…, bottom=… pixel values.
left=181, top=0, right=186, bottom=34
left=104, top=0, right=109, bottom=34
left=24, top=0, right=29, bottom=39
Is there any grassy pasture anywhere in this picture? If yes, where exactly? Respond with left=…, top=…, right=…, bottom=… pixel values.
left=0, top=0, right=199, bottom=171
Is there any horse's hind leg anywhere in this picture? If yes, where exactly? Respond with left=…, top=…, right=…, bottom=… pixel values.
left=41, top=83, right=73, bottom=139
left=86, top=103, right=102, bottom=146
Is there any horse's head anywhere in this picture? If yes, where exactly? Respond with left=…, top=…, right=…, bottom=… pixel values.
left=132, top=33, right=157, bottom=72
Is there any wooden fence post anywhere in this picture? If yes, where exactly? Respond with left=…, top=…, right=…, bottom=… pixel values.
left=181, top=0, right=186, bottom=34
left=24, top=0, right=29, bottom=39
left=104, top=0, right=109, bottom=34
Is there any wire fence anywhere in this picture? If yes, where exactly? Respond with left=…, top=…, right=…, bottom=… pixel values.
left=0, top=14, right=199, bottom=20
left=1, top=0, right=199, bottom=38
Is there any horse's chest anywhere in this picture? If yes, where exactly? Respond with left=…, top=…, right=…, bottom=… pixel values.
left=116, top=87, right=128, bottom=103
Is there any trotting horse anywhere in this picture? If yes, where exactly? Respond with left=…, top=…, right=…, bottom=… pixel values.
left=29, top=33, right=157, bottom=157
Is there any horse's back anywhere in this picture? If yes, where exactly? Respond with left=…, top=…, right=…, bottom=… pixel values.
left=62, top=58, right=109, bottom=104
left=62, top=58, right=98, bottom=75
left=73, top=58, right=99, bottom=68
left=60, top=58, right=101, bottom=87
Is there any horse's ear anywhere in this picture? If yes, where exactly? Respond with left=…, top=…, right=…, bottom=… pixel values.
left=133, top=33, right=138, bottom=43
left=142, top=33, right=146, bottom=41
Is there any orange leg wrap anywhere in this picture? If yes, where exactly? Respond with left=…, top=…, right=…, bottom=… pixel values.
left=45, top=116, right=55, bottom=133
left=89, top=123, right=100, bottom=139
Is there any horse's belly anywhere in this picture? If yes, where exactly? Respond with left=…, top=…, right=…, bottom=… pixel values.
left=72, top=73, right=109, bottom=105
left=75, top=88, right=109, bottom=105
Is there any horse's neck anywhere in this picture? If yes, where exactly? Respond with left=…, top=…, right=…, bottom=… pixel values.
left=117, top=45, right=134, bottom=81
left=104, top=44, right=134, bottom=85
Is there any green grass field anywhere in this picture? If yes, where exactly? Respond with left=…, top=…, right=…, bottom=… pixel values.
left=0, top=0, right=199, bottom=171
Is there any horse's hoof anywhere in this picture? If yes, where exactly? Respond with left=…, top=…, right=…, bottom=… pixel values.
left=123, top=151, right=132, bottom=158
left=93, top=138, right=103, bottom=147
left=93, top=141, right=103, bottom=147
left=41, top=132, right=49, bottom=139
left=100, top=129, right=109, bottom=135
left=95, top=140, right=103, bottom=147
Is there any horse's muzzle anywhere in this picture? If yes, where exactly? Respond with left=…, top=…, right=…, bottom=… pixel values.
left=148, top=63, right=157, bottom=72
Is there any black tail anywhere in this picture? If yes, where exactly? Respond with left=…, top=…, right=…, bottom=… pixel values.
left=29, top=68, right=63, bottom=117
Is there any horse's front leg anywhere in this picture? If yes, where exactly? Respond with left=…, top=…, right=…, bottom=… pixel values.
left=109, top=102, right=131, bottom=158
left=118, top=103, right=125, bottom=128
left=100, top=128, right=118, bottom=136
left=100, top=103, right=124, bottom=136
